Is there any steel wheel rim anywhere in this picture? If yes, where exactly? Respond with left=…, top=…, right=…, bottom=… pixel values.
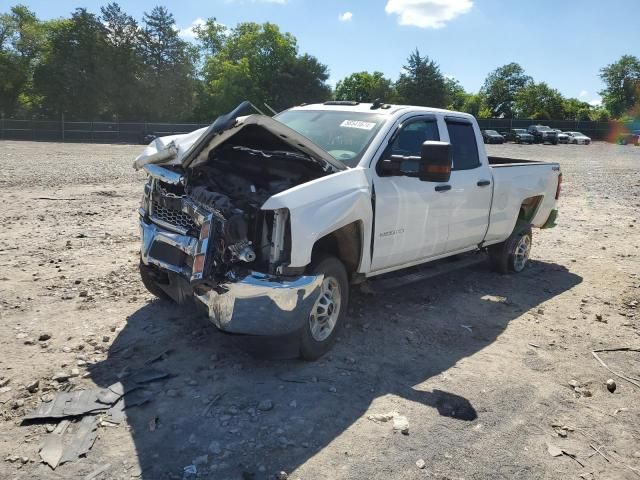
left=309, top=276, right=341, bottom=342
left=513, top=234, right=531, bottom=272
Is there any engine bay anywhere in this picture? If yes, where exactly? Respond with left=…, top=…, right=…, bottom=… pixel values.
left=148, top=144, right=330, bottom=282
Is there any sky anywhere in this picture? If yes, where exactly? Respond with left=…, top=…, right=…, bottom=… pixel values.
left=17, top=0, right=640, bottom=106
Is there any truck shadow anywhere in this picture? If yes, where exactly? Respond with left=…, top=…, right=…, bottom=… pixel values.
left=88, top=259, right=581, bottom=479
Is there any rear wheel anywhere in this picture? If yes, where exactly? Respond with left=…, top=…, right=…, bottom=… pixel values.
left=300, top=255, right=349, bottom=360
left=489, top=221, right=533, bottom=274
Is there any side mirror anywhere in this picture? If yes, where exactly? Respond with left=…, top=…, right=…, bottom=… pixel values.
left=419, top=141, right=452, bottom=182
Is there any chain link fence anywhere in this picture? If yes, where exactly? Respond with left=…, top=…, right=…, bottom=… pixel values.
left=0, top=119, right=210, bottom=144
left=0, top=117, right=618, bottom=144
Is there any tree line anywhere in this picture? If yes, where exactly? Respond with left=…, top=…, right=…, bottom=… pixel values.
left=1, top=4, right=638, bottom=123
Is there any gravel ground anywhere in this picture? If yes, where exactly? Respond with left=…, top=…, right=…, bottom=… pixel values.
left=0, top=140, right=639, bottom=480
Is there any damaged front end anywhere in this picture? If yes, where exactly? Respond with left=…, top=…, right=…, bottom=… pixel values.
left=137, top=105, right=338, bottom=336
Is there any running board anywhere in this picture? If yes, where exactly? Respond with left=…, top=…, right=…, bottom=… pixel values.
left=366, top=253, right=487, bottom=292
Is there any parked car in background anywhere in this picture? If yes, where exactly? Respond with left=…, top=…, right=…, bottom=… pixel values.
left=508, top=129, right=535, bottom=144
left=140, top=133, right=158, bottom=144
left=566, top=131, right=591, bottom=144
left=482, top=129, right=505, bottom=144
left=618, top=130, right=640, bottom=145
left=553, top=129, right=569, bottom=144
left=527, top=125, right=559, bottom=144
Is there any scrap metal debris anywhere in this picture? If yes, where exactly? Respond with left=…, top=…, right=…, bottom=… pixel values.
left=21, top=367, right=168, bottom=469
left=59, top=415, right=99, bottom=465
left=39, top=416, right=99, bottom=469
left=24, top=390, right=113, bottom=420
left=39, top=420, right=71, bottom=469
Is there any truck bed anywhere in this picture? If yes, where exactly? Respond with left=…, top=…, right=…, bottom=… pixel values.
left=483, top=157, right=561, bottom=245
left=488, top=156, right=553, bottom=166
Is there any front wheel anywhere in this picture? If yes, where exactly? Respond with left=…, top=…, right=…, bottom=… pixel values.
left=488, top=221, right=533, bottom=274
left=139, top=261, right=172, bottom=300
left=300, top=255, right=349, bottom=360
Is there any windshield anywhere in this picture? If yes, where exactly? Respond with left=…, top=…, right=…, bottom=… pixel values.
left=486, top=130, right=498, bottom=135
left=275, top=110, right=386, bottom=167
left=537, top=126, right=552, bottom=131
left=514, top=129, right=526, bottom=133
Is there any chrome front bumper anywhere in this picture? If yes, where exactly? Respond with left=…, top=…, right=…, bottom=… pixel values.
left=194, top=273, right=322, bottom=335
left=139, top=214, right=322, bottom=336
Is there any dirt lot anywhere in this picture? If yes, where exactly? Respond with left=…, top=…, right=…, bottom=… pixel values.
left=0, top=140, right=639, bottom=480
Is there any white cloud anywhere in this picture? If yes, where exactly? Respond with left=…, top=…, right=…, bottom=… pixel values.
left=589, top=98, right=602, bottom=107
left=385, top=0, right=473, bottom=28
left=179, top=17, right=206, bottom=39
left=579, top=90, right=588, bottom=98
left=338, top=11, right=353, bottom=22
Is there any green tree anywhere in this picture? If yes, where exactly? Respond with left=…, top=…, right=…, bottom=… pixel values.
left=514, top=82, right=564, bottom=119
left=138, top=6, right=198, bottom=121
left=562, top=97, right=592, bottom=121
left=458, top=93, right=490, bottom=117
left=198, top=21, right=331, bottom=119
left=275, top=53, right=331, bottom=108
left=480, top=63, right=532, bottom=118
left=194, top=18, right=226, bottom=56
left=599, top=55, right=640, bottom=118
left=444, top=77, right=467, bottom=110
left=590, top=108, right=611, bottom=122
left=0, top=5, right=45, bottom=116
left=334, top=71, right=393, bottom=102
left=395, top=49, right=447, bottom=107
left=33, top=9, right=108, bottom=119
left=100, top=3, right=142, bottom=119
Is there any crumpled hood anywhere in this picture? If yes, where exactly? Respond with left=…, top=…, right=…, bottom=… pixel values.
left=133, top=127, right=208, bottom=170
left=133, top=108, right=345, bottom=173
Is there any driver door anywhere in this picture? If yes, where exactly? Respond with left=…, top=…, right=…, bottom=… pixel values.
left=370, top=116, right=451, bottom=272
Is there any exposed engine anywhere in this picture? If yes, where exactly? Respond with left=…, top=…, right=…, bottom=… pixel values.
left=154, top=144, right=328, bottom=281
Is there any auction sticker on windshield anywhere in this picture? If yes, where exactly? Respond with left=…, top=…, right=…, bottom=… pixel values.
left=340, top=120, right=377, bottom=130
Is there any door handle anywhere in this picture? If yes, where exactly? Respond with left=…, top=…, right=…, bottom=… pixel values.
left=435, top=184, right=451, bottom=192
left=477, top=180, right=491, bottom=187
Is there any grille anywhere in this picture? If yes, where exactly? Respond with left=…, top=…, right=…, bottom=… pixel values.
left=151, top=200, right=199, bottom=233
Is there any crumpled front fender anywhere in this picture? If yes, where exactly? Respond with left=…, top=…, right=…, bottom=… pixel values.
left=262, top=168, right=372, bottom=269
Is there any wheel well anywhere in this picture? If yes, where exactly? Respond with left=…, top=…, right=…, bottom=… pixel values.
left=519, top=196, right=543, bottom=222
left=311, top=222, right=363, bottom=274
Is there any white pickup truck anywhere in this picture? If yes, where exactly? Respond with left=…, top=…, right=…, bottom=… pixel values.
left=134, top=101, right=561, bottom=359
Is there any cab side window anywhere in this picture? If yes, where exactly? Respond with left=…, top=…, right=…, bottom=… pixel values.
left=384, top=119, right=440, bottom=158
left=446, top=120, right=480, bottom=170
